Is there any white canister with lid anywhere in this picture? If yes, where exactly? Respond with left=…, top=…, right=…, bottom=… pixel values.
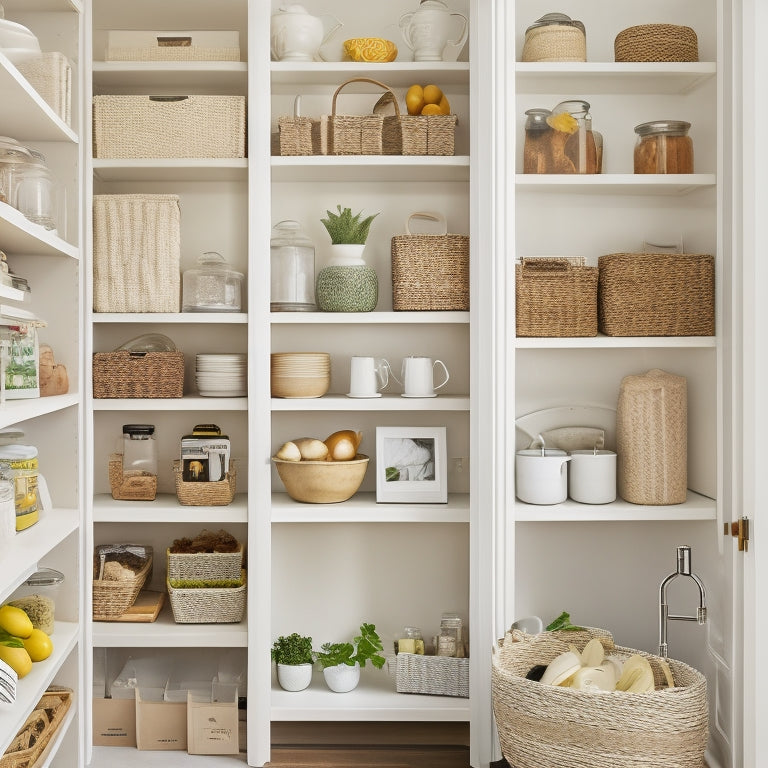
left=568, top=449, right=617, bottom=504
left=515, top=448, right=571, bottom=505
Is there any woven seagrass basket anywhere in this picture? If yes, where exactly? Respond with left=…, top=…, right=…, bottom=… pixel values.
left=16, top=51, right=72, bottom=126
left=93, top=351, right=184, bottom=398
left=399, top=114, right=457, bottom=156
left=167, top=543, right=244, bottom=581
left=396, top=654, right=469, bottom=697
left=598, top=253, right=714, bottom=336
left=522, top=24, right=586, bottom=62
left=492, top=628, right=708, bottom=768
left=167, top=570, right=246, bottom=623
left=108, top=454, right=157, bottom=500
left=516, top=257, right=597, bottom=337
left=614, top=24, right=698, bottom=62
left=173, top=460, right=237, bottom=506
left=92, top=552, right=152, bottom=620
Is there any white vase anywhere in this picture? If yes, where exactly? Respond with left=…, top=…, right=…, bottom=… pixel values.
left=328, top=243, right=366, bottom=266
left=276, top=663, right=313, bottom=692
left=322, top=661, right=360, bottom=692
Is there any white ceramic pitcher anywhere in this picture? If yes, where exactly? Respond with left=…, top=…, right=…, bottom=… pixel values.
left=399, top=0, right=469, bottom=62
left=270, top=4, right=343, bottom=62
left=395, top=356, right=450, bottom=397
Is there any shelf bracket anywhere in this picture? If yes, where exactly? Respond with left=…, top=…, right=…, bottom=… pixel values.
left=724, top=516, right=750, bottom=552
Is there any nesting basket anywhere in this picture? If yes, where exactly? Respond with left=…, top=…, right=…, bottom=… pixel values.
left=167, top=544, right=244, bottom=582
left=492, top=629, right=708, bottom=768
left=598, top=253, right=714, bottom=336
left=399, top=113, right=457, bottom=156
left=396, top=654, right=469, bottom=698
left=167, top=570, right=247, bottom=623
left=108, top=454, right=157, bottom=500
left=522, top=23, right=586, bottom=62
left=173, top=460, right=237, bottom=506
left=93, top=350, right=185, bottom=398
left=614, top=24, right=699, bottom=62
left=92, top=552, right=153, bottom=620
left=516, top=257, right=598, bottom=336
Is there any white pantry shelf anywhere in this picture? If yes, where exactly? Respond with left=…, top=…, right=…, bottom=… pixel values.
left=92, top=61, right=248, bottom=93
left=92, top=396, right=247, bottom=411
left=271, top=311, right=469, bottom=325
left=271, top=394, right=469, bottom=411
left=92, top=159, right=248, bottom=183
left=92, top=493, right=248, bottom=523
left=0, top=203, right=79, bottom=259
left=93, top=312, right=248, bottom=324
left=515, top=335, right=717, bottom=349
left=90, top=747, right=246, bottom=767
left=515, top=174, right=716, bottom=195
left=0, top=393, right=79, bottom=430
left=2, top=0, right=81, bottom=10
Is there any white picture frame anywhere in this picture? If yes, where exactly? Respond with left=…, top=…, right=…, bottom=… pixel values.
left=375, top=426, right=447, bottom=503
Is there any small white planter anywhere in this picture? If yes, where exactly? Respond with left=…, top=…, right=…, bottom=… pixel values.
left=322, top=662, right=360, bottom=692
left=276, top=663, right=313, bottom=692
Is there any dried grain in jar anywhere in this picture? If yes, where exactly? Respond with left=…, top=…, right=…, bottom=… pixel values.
left=634, top=120, right=693, bottom=174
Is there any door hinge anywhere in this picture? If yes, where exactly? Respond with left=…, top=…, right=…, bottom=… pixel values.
left=724, top=516, right=750, bottom=552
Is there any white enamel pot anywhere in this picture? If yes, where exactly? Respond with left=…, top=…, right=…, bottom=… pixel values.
left=515, top=449, right=571, bottom=505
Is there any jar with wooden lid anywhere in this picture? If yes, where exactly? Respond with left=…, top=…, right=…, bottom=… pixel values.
left=634, top=120, right=693, bottom=174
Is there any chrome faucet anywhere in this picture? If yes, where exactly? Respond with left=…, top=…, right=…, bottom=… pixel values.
left=659, top=545, right=707, bottom=659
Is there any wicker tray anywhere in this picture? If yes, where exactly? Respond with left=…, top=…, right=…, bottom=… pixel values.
left=492, top=629, right=708, bottom=768
left=598, top=252, right=714, bottom=336
left=396, top=654, right=469, bottom=698
left=108, top=454, right=157, bottom=500
left=516, top=257, right=598, bottom=336
left=614, top=24, right=698, bottom=62
left=167, top=543, right=244, bottom=581
left=167, top=570, right=246, bottom=623
left=93, top=553, right=153, bottom=620
left=93, top=350, right=185, bottom=398
left=173, top=460, right=236, bottom=506
left=522, top=24, right=586, bottom=62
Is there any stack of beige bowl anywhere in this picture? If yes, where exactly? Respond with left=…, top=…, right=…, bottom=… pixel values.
left=271, top=352, right=330, bottom=398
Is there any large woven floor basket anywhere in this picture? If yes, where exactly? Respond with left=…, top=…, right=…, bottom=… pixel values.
left=492, top=629, right=708, bottom=768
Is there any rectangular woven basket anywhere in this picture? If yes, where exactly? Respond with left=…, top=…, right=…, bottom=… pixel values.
left=167, top=570, right=246, bottom=623
left=167, top=544, right=244, bottom=581
left=516, top=257, right=598, bottom=336
left=93, top=351, right=185, bottom=398
left=598, top=252, right=714, bottom=336
left=93, top=94, right=246, bottom=158
left=396, top=654, right=469, bottom=697
left=93, top=193, right=181, bottom=313
left=399, top=114, right=457, bottom=156
left=172, top=460, right=237, bottom=506
left=105, top=30, right=240, bottom=62
left=93, top=553, right=153, bottom=620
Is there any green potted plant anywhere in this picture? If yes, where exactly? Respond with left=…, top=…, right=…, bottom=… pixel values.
left=315, top=622, right=386, bottom=692
left=316, top=205, right=380, bottom=312
left=271, top=633, right=315, bottom=691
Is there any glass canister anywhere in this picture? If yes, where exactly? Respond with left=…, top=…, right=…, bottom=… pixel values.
left=0, top=439, right=39, bottom=531
left=0, top=136, right=32, bottom=206
left=634, top=120, right=693, bottom=174
left=122, top=424, right=158, bottom=477
left=182, top=251, right=244, bottom=312
left=10, top=567, right=63, bottom=634
left=397, top=626, right=425, bottom=654
left=270, top=220, right=317, bottom=311
left=14, top=148, right=59, bottom=231
left=0, top=465, right=14, bottom=540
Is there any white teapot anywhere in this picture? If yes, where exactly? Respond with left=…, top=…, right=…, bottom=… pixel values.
left=270, top=4, right=342, bottom=62
left=399, top=0, right=469, bottom=62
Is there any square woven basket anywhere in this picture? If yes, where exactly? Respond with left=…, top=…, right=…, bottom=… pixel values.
left=93, top=351, right=184, bottom=398
left=167, top=544, right=244, bottom=582
left=399, top=114, right=457, bottom=156
left=92, top=553, right=153, bottom=620
left=167, top=570, right=246, bottom=623
left=396, top=654, right=469, bottom=697
left=172, top=460, right=237, bottom=506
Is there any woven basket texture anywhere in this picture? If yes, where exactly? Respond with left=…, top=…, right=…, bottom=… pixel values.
left=92, top=94, right=246, bottom=158
left=173, top=460, right=237, bottom=506
left=93, top=553, right=152, bottom=620
left=614, top=24, right=698, bottom=62
left=106, top=46, right=240, bottom=62
left=399, top=114, right=457, bottom=156
left=0, top=688, right=73, bottom=768
left=167, top=544, right=244, bottom=581
left=522, top=25, right=587, bottom=62
left=16, top=52, right=71, bottom=125
left=93, top=351, right=184, bottom=398
left=396, top=654, right=469, bottom=697
left=277, top=115, right=316, bottom=156
left=391, top=234, right=469, bottom=310
left=108, top=455, right=157, bottom=500
left=598, top=253, right=714, bottom=336
left=93, top=193, right=181, bottom=313
left=516, top=258, right=598, bottom=336
left=167, top=570, right=246, bottom=623
left=492, top=629, right=708, bottom=768
left=617, top=368, right=687, bottom=505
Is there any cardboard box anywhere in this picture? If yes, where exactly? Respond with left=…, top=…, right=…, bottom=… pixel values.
left=92, top=697, right=137, bottom=747
left=186, top=685, right=239, bottom=755
left=135, top=687, right=187, bottom=751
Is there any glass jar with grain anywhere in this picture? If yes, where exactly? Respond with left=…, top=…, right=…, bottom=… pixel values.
left=634, top=120, right=693, bottom=174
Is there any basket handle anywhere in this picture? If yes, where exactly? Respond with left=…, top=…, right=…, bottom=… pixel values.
left=331, top=77, right=401, bottom=118
left=519, top=257, right=574, bottom=274
left=405, top=211, right=448, bottom=235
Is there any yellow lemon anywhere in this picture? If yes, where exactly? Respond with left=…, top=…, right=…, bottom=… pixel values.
left=405, top=84, right=425, bottom=115
left=0, top=604, right=34, bottom=639
left=422, top=84, right=443, bottom=105
left=438, top=95, right=451, bottom=115
left=0, top=644, right=33, bottom=678
left=421, top=103, right=443, bottom=115
left=22, top=628, right=53, bottom=662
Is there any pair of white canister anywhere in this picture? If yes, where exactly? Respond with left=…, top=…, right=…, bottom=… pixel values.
left=515, top=447, right=617, bottom=505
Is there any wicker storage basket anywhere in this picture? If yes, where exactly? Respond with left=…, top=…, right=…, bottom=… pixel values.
left=391, top=213, right=469, bottom=311
left=522, top=24, right=586, bottom=62
left=173, top=460, right=237, bottom=506
left=93, top=552, right=153, bottom=620
left=396, top=654, right=469, bottom=697
left=16, top=52, right=71, bottom=126
left=617, top=368, right=687, bottom=505
left=598, top=253, right=714, bottom=336
left=516, top=257, right=598, bottom=337
left=167, top=570, right=246, bottom=623
left=105, top=30, right=240, bottom=62
left=399, top=114, right=457, bottom=156
left=614, top=24, right=699, bottom=62
left=277, top=115, right=316, bottom=155
left=93, top=350, right=185, bottom=398
left=93, top=94, right=246, bottom=158
left=167, top=544, right=244, bottom=581
left=108, top=454, right=157, bottom=500
left=492, top=629, right=708, bottom=768
left=93, top=193, right=181, bottom=313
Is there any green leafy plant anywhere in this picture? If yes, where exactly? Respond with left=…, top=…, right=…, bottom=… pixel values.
left=316, top=622, right=386, bottom=669
left=271, top=633, right=315, bottom=665
left=546, top=611, right=585, bottom=632
left=320, top=205, right=379, bottom=245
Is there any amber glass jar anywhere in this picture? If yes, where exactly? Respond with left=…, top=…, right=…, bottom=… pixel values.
left=634, top=120, right=693, bottom=174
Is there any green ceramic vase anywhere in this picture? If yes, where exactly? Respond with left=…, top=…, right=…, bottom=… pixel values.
left=316, top=265, right=378, bottom=312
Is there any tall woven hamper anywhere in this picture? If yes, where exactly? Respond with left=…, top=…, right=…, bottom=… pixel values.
left=617, top=368, right=687, bottom=505
left=93, top=194, right=181, bottom=312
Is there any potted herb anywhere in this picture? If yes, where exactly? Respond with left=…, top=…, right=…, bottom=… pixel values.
left=315, top=622, right=386, bottom=692
left=271, top=633, right=315, bottom=691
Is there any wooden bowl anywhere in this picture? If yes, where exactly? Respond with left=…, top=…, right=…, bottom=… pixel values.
left=270, top=373, right=330, bottom=398
left=272, top=454, right=369, bottom=503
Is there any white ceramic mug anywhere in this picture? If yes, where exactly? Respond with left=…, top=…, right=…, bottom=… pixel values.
left=348, top=356, right=391, bottom=398
left=515, top=449, right=571, bottom=505
left=400, top=356, right=450, bottom=397
left=568, top=449, right=617, bottom=504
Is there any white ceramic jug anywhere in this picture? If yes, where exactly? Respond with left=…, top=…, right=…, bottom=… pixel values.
left=399, top=0, right=469, bottom=62
left=270, top=4, right=342, bottom=62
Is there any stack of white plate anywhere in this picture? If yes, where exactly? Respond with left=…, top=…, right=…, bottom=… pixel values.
left=196, top=354, right=247, bottom=397
left=271, top=352, right=330, bottom=398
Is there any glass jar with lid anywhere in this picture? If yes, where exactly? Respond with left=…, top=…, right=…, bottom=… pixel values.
left=182, top=251, right=243, bottom=312
left=121, top=424, right=158, bottom=477
left=270, top=220, right=316, bottom=311
left=634, top=120, right=693, bottom=174
left=0, top=136, right=32, bottom=206
left=522, top=12, right=586, bottom=63
left=396, top=626, right=425, bottom=654
left=0, top=431, right=39, bottom=531
left=14, top=148, right=59, bottom=231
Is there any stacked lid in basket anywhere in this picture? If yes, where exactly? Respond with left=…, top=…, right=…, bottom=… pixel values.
left=271, top=352, right=330, bottom=398
left=196, top=353, right=246, bottom=397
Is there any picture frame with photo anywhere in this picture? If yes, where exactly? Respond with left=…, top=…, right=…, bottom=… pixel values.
left=375, top=426, right=447, bottom=503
